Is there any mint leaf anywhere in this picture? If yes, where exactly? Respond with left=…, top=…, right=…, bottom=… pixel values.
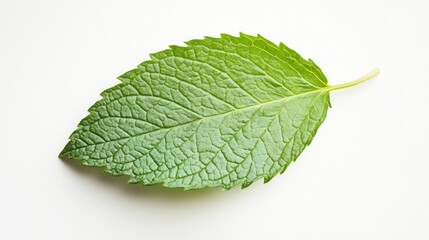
left=60, top=33, right=379, bottom=190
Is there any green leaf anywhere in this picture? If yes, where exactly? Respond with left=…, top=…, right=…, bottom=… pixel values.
left=60, top=33, right=379, bottom=190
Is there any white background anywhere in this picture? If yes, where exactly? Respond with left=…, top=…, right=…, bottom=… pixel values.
left=1, top=0, right=428, bottom=239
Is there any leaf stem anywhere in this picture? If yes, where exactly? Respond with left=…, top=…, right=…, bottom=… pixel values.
left=328, top=68, right=380, bottom=91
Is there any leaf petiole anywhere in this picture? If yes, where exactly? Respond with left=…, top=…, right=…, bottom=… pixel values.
left=328, top=68, right=380, bottom=91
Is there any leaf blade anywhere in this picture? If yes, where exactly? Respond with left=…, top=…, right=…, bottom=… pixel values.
left=60, top=33, right=331, bottom=189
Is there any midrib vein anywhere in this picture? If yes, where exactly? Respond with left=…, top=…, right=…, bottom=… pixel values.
left=64, top=87, right=331, bottom=153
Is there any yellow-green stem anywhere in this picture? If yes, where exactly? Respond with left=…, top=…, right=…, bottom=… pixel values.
left=328, top=68, right=380, bottom=91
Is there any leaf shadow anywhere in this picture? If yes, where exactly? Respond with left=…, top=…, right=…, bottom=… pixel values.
left=61, top=158, right=228, bottom=202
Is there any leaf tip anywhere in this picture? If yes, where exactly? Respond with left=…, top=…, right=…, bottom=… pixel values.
left=58, top=143, right=72, bottom=160
left=58, top=150, right=67, bottom=160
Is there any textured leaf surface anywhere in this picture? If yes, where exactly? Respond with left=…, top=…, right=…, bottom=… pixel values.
left=60, top=33, right=331, bottom=189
